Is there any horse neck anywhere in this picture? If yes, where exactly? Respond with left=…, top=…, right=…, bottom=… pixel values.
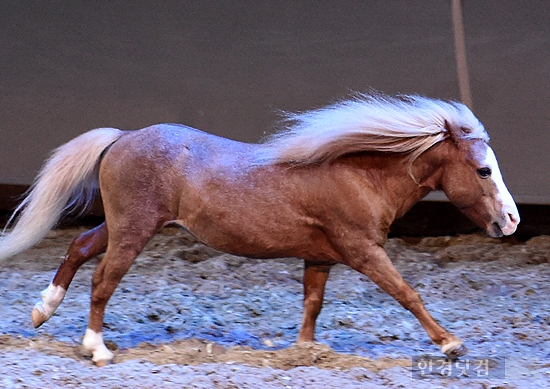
left=396, top=140, right=455, bottom=215
left=340, top=142, right=450, bottom=221
left=386, top=157, right=439, bottom=220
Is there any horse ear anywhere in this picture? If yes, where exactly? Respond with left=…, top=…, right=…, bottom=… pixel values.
left=444, top=120, right=471, bottom=144
left=444, top=120, right=458, bottom=143
left=444, top=120, right=452, bottom=134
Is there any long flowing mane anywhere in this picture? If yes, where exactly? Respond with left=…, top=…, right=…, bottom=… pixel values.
left=256, top=93, right=489, bottom=166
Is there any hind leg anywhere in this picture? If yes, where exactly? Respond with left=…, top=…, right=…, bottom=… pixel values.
left=298, top=261, right=332, bottom=343
left=32, top=223, right=108, bottom=328
left=82, top=226, right=156, bottom=366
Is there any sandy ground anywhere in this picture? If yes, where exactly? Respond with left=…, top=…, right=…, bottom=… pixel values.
left=1, top=227, right=550, bottom=388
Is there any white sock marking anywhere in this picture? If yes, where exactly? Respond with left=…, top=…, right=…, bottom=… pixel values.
left=35, top=283, right=66, bottom=320
left=83, top=329, right=114, bottom=363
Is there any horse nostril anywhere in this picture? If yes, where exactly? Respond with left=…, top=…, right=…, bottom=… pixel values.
left=508, top=213, right=518, bottom=225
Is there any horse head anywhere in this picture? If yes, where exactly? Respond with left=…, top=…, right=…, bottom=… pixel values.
left=438, top=120, right=519, bottom=237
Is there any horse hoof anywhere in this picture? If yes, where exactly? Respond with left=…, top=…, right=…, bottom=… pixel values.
left=441, top=340, right=469, bottom=359
left=94, top=359, right=112, bottom=367
left=31, top=305, right=48, bottom=328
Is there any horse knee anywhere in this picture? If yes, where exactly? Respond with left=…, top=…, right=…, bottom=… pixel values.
left=90, top=280, right=117, bottom=305
left=69, top=225, right=108, bottom=261
left=70, top=235, right=93, bottom=260
left=304, top=296, right=324, bottom=315
left=91, top=259, right=133, bottom=303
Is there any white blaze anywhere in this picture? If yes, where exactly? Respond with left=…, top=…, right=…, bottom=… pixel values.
left=485, top=147, right=520, bottom=235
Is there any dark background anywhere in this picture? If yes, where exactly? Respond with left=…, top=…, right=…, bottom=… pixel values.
left=1, top=1, right=549, bottom=235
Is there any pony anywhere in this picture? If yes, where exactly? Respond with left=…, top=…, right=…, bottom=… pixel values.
left=0, top=93, right=519, bottom=366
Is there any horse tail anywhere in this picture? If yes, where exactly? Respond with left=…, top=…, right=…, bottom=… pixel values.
left=0, top=128, right=124, bottom=262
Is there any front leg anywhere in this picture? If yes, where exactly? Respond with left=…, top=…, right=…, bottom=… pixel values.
left=297, top=261, right=332, bottom=343
left=348, top=244, right=468, bottom=358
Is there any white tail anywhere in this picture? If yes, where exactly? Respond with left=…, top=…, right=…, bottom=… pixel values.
left=0, top=128, right=124, bottom=262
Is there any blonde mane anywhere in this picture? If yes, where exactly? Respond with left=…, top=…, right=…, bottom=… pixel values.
left=256, top=93, right=489, bottom=167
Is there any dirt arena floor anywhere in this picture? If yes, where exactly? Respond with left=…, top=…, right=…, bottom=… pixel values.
left=1, top=227, right=550, bottom=388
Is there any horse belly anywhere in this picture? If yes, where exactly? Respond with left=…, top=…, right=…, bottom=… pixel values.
left=177, top=214, right=297, bottom=258
left=175, top=201, right=331, bottom=260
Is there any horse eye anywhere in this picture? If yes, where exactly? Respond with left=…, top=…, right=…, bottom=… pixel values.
left=477, top=167, right=492, bottom=178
